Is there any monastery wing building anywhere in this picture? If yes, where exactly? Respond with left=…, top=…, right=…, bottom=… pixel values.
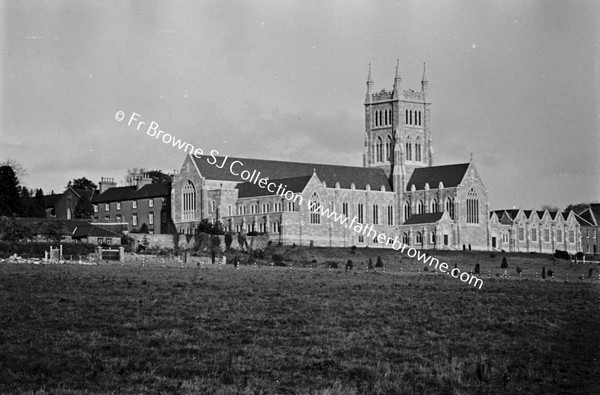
left=171, top=62, right=580, bottom=253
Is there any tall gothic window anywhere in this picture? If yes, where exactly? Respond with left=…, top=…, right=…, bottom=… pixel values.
left=431, top=198, right=439, bottom=213
left=310, top=193, right=320, bottom=224
left=445, top=197, right=455, bottom=220
left=357, top=203, right=364, bottom=224
left=405, top=142, right=412, bottom=161
left=466, top=189, right=479, bottom=224
left=386, top=135, right=393, bottom=161
left=405, top=109, right=408, bottom=124
left=376, top=137, right=383, bottom=162
left=372, top=204, right=379, bottom=225
left=415, top=138, right=422, bottom=161
left=417, top=199, right=424, bottom=214
left=182, top=180, right=196, bottom=220
left=387, top=205, right=394, bottom=225
left=404, top=201, right=411, bottom=221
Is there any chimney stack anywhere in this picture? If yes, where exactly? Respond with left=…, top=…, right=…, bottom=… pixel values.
left=98, top=177, right=117, bottom=194
left=136, top=173, right=153, bottom=190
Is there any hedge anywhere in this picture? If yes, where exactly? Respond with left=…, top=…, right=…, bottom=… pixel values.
left=0, top=242, right=97, bottom=259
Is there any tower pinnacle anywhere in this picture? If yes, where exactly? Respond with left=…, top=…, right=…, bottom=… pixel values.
left=366, top=63, right=374, bottom=99
left=421, top=62, right=429, bottom=97
left=393, top=59, right=401, bottom=96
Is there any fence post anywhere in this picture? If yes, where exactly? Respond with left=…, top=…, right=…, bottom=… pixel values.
left=119, top=247, right=124, bottom=262
left=59, top=245, right=63, bottom=261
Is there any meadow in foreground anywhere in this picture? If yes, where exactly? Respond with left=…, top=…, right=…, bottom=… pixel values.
left=0, top=249, right=599, bottom=394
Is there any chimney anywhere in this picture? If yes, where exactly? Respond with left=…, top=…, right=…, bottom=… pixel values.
left=98, top=177, right=117, bottom=194
left=136, top=173, right=153, bottom=190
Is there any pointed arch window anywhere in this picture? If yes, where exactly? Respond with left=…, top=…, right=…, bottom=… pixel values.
left=402, top=232, right=410, bottom=245
left=376, top=137, right=383, bottom=162
left=405, top=142, right=412, bottom=161
left=415, top=138, right=422, bottom=162
left=182, top=180, right=196, bottom=220
left=417, top=199, right=424, bottom=214
left=372, top=204, right=379, bottom=225
left=310, top=193, right=320, bottom=224
left=466, top=189, right=479, bottom=224
left=416, top=232, right=423, bottom=245
left=431, top=198, right=439, bottom=213
left=387, top=204, right=394, bottom=225
left=405, top=109, right=408, bottom=124
left=445, top=197, right=455, bottom=220
left=404, top=201, right=411, bottom=221
left=386, top=135, right=393, bottom=161
left=357, top=203, right=364, bottom=224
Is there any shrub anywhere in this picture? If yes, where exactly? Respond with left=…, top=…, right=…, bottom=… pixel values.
left=500, top=257, right=508, bottom=269
left=367, top=258, right=374, bottom=271
left=542, top=267, right=546, bottom=279
left=247, top=255, right=256, bottom=266
left=196, top=219, right=225, bottom=235
left=576, top=251, right=584, bottom=260
left=554, top=250, right=570, bottom=260
left=326, top=261, right=338, bottom=269
left=0, top=242, right=96, bottom=259
left=588, top=268, right=593, bottom=278
left=375, top=256, right=384, bottom=268
left=516, top=267, right=522, bottom=274
left=489, top=253, right=496, bottom=259
left=247, top=231, right=258, bottom=236
left=350, top=245, right=357, bottom=251
left=252, top=248, right=266, bottom=259
left=311, top=259, right=317, bottom=264
left=272, top=254, right=284, bottom=265
left=224, top=233, right=233, bottom=250
left=423, top=266, right=429, bottom=272
left=474, top=263, right=480, bottom=274
left=547, top=269, right=554, bottom=277
left=345, top=260, right=353, bottom=272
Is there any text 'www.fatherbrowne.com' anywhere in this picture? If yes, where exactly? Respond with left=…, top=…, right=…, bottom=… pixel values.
left=114, top=110, right=484, bottom=289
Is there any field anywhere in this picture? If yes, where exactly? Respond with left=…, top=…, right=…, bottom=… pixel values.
left=1, top=247, right=599, bottom=394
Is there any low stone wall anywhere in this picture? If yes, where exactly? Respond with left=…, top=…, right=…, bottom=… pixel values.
left=129, top=233, right=271, bottom=251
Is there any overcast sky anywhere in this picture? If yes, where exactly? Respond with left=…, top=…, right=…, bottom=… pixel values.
left=1, top=0, right=598, bottom=210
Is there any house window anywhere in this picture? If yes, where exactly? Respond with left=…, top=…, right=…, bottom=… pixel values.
left=182, top=181, right=196, bottom=220
left=132, top=200, right=137, bottom=209
left=387, top=205, right=394, bottom=225
left=288, top=201, right=294, bottom=211
left=132, top=214, right=138, bottom=226
left=310, top=193, right=320, bottom=224
left=116, top=202, right=121, bottom=211
left=372, top=205, right=379, bottom=225
left=67, top=193, right=71, bottom=200
left=518, top=227, right=525, bottom=241
left=402, top=232, right=409, bottom=245
left=466, top=189, right=479, bottom=224
left=93, top=204, right=98, bottom=213
left=106, top=238, right=112, bottom=246
left=342, top=202, right=349, bottom=217
left=272, top=221, right=280, bottom=233
left=149, top=212, right=154, bottom=225
left=228, top=205, right=232, bottom=216
left=105, top=203, right=109, bottom=211
left=417, top=200, right=424, bottom=214
left=544, top=229, right=550, bottom=242
left=357, top=203, right=364, bottom=224
left=430, top=232, right=436, bottom=244
left=445, top=197, right=455, bottom=220
left=405, top=142, right=412, bottom=161
left=66, top=207, right=72, bottom=220
left=568, top=230, right=575, bottom=243
left=531, top=228, right=537, bottom=242
left=116, top=215, right=122, bottom=221
left=97, top=238, right=104, bottom=244
left=149, top=199, right=154, bottom=208
left=358, top=235, right=364, bottom=243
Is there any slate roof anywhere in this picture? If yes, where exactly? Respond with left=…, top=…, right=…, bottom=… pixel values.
left=190, top=155, right=392, bottom=191
left=577, top=209, right=595, bottom=225
left=43, top=194, right=62, bottom=208
left=236, top=175, right=312, bottom=199
left=72, top=224, right=122, bottom=239
left=405, top=163, right=469, bottom=191
left=92, top=183, right=169, bottom=203
left=576, top=214, right=594, bottom=227
left=589, top=204, right=600, bottom=226
left=13, top=218, right=91, bottom=234
left=403, top=212, right=444, bottom=225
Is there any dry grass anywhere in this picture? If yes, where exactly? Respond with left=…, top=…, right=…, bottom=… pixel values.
left=0, top=247, right=599, bottom=394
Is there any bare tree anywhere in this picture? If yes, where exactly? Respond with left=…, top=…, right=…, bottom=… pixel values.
left=0, top=159, right=27, bottom=181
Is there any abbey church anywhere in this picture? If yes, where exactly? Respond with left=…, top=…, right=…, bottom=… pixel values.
left=170, top=62, right=581, bottom=253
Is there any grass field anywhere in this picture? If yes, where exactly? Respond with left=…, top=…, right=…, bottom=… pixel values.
left=1, top=247, right=599, bottom=394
